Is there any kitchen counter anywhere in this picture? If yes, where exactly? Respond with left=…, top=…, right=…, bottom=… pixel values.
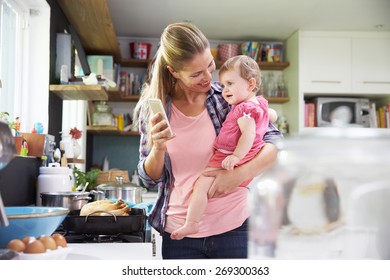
left=66, top=228, right=162, bottom=260
left=66, top=243, right=161, bottom=260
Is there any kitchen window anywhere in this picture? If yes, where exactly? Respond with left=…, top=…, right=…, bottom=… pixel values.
left=0, top=0, right=49, bottom=132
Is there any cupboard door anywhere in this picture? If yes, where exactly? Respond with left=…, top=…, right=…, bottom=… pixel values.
left=352, top=38, right=390, bottom=94
left=301, top=36, right=351, bottom=93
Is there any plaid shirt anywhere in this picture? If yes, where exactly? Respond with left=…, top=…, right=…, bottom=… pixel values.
left=137, top=82, right=282, bottom=235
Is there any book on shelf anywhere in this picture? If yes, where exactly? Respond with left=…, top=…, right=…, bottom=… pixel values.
left=370, top=101, right=390, bottom=128
left=369, top=101, right=377, bottom=128
left=304, top=103, right=316, bottom=127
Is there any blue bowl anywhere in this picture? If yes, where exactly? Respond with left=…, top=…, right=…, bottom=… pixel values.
left=0, top=207, right=69, bottom=248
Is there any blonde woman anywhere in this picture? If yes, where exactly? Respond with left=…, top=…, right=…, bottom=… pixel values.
left=133, top=23, right=281, bottom=259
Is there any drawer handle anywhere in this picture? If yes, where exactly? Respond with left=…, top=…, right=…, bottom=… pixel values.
left=311, top=80, right=341, bottom=84
left=362, top=81, right=390, bottom=85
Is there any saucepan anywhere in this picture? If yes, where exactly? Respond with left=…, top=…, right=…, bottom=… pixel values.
left=96, top=176, right=146, bottom=204
left=40, top=192, right=91, bottom=212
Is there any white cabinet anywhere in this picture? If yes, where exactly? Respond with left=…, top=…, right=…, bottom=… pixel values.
left=352, top=37, right=390, bottom=94
left=300, top=35, right=351, bottom=93
left=296, top=31, right=390, bottom=132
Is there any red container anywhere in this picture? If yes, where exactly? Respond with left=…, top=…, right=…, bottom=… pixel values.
left=129, top=42, right=152, bottom=59
left=218, top=44, right=239, bottom=61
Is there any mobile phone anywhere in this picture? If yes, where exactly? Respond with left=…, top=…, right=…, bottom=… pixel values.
left=148, top=98, right=174, bottom=137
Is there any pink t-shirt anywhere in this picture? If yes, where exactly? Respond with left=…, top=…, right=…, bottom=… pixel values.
left=212, top=96, right=269, bottom=162
left=165, top=104, right=249, bottom=237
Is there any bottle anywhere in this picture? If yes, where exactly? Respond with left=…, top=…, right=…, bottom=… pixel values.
left=131, top=170, right=140, bottom=186
left=277, top=74, right=287, bottom=97
left=40, top=155, right=48, bottom=167
left=266, top=72, right=276, bottom=97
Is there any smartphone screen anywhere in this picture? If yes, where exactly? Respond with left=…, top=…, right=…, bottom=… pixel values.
left=148, top=98, right=174, bottom=137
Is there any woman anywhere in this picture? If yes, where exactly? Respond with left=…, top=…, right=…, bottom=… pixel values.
left=133, top=22, right=282, bottom=259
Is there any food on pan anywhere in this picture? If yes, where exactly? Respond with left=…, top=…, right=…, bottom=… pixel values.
left=80, top=199, right=131, bottom=216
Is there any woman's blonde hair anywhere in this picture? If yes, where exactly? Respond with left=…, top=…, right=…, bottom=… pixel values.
left=133, top=22, right=210, bottom=134
left=219, top=55, right=262, bottom=94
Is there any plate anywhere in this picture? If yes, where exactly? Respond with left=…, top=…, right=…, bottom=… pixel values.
left=17, top=247, right=71, bottom=260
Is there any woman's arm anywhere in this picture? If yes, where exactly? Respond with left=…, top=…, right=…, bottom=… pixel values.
left=204, top=142, right=278, bottom=197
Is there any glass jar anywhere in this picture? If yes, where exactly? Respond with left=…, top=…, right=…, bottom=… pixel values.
left=92, top=101, right=114, bottom=126
left=248, top=128, right=390, bottom=259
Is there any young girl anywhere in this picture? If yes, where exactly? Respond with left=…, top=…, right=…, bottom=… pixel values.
left=171, top=55, right=277, bottom=240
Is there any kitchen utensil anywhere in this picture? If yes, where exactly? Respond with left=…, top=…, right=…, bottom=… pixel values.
left=97, top=176, right=146, bottom=204
left=81, top=182, right=89, bottom=195
left=0, top=206, right=69, bottom=248
left=89, top=190, right=105, bottom=201
left=61, top=207, right=146, bottom=235
left=36, top=165, right=73, bottom=206
left=0, top=121, right=16, bottom=227
left=40, top=192, right=91, bottom=212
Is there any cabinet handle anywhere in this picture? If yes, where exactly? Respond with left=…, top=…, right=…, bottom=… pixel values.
left=362, top=81, right=390, bottom=85
left=311, top=80, right=341, bottom=84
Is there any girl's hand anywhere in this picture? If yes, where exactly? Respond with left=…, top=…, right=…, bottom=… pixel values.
left=221, top=154, right=240, bottom=171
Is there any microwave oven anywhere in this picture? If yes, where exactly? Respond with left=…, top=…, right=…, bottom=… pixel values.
left=314, top=97, right=370, bottom=127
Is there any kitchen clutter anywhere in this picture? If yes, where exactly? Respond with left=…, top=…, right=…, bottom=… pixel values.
left=215, top=41, right=285, bottom=62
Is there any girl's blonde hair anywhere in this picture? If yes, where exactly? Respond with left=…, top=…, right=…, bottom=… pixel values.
left=219, top=55, right=262, bottom=94
left=133, top=22, right=210, bottom=135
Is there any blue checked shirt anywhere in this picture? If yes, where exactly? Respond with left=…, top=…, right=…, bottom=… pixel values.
left=137, top=82, right=282, bottom=234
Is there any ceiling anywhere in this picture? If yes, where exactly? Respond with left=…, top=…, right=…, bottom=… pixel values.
left=107, top=0, right=390, bottom=41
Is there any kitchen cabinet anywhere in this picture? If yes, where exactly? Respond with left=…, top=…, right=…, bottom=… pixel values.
left=297, top=31, right=390, bottom=132
left=300, top=31, right=390, bottom=95
left=300, top=34, right=351, bottom=93
left=351, top=37, right=390, bottom=94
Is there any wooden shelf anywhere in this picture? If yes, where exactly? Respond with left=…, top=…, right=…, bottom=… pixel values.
left=67, top=158, right=85, bottom=164
left=121, top=58, right=150, bottom=68
left=107, top=88, right=140, bottom=101
left=50, top=84, right=109, bottom=101
left=87, top=126, right=140, bottom=136
left=265, top=97, right=290, bottom=103
left=215, top=60, right=290, bottom=71
left=121, top=58, right=289, bottom=71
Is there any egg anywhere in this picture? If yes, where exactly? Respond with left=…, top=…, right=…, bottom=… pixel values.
left=51, top=233, right=67, bottom=248
left=22, top=236, right=36, bottom=245
left=39, top=235, right=57, bottom=250
left=6, top=239, right=26, bottom=252
left=24, top=240, right=46, bottom=254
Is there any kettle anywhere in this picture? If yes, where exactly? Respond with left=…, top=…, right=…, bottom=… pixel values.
left=248, top=128, right=390, bottom=259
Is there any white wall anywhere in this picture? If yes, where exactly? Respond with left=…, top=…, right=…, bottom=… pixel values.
left=18, top=0, right=50, bottom=133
